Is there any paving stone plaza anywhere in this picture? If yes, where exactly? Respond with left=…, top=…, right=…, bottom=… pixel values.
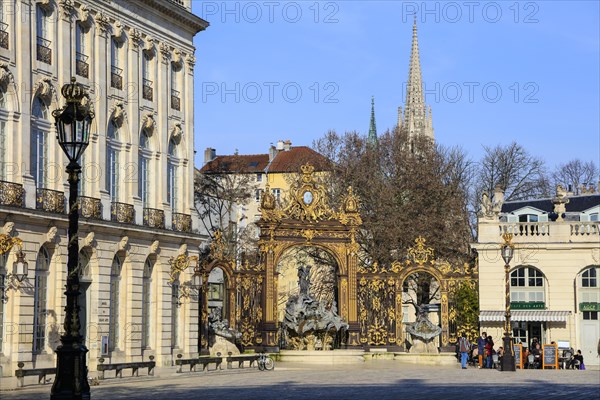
left=1, top=361, right=599, bottom=400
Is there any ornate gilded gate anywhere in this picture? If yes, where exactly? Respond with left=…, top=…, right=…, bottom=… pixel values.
left=200, top=164, right=477, bottom=351
left=256, top=163, right=363, bottom=347
left=357, top=237, right=478, bottom=349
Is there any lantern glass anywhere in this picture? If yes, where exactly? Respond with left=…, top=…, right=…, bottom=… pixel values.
left=501, top=244, right=514, bottom=265
left=55, top=102, right=92, bottom=162
left=193, top=272, right=203, bottom=289
left=13, top=254, right=28, bottom=282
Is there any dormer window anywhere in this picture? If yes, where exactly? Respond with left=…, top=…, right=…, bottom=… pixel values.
left=518, top=214, right=538, bottom=223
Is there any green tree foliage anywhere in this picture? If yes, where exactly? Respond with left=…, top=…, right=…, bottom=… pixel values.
left=452, top=281, right=479, bottom=342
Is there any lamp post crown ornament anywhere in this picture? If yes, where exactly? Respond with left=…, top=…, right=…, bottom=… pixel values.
left=501, top=232, right=514, bottom=247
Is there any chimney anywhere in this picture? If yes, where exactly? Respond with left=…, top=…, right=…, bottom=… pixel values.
left=269, top=145, right=277, bottom=162
left=203, top=148, right=216, bottom=164
left=276, top=140, right=284, bottom=151
left=283, top=140, right=292, bottom=151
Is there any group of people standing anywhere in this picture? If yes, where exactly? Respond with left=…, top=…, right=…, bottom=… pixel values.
left=457, top=332, right=500, bottom=369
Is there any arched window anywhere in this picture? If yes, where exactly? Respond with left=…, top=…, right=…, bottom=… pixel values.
left=171, top=275, right=180, bottom=349
left=106, top=120, right=120, bottom=202
left=33, top=246, right=50, bottom=354
left=138, top=130, right=151, bottom=207
left=0, top=252, right=7, bottom=353
left=141, top=257, right=153, bottom=349
left=510, top=266, right=545, bottom=303
left=109, top=254, right=122, bottom=352
left=31, top=97, right=49, bottom=189
left=167, top=137, right=178, bottom=211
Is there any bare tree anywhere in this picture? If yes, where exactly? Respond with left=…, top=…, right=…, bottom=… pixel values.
left=552, top=159, right=599, bottom=195
left=194, top=159, right=257, bottom=258
left=314, top=127, right=473, bottom=268
left=476, top=142, right=550, bottom=202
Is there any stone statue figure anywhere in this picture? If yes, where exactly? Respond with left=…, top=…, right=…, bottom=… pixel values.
left=298, top=265, right=311, bottom=295
left=281, top=264, right=348, bottom=350
left=208, top=307, right=242, bottom=356
left=405, top=302, right=442, bottom=354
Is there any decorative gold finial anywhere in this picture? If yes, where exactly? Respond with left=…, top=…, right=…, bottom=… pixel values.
left=501, top=232, right=513, bottom=247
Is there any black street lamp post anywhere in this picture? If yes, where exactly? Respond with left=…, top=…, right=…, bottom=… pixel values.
left=51, top=77, right=94, bottom=400
left=500, top=233, right=516, bottom=372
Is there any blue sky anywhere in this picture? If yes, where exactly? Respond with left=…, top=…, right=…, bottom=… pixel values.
left=191, top=1, right=600, bottom=170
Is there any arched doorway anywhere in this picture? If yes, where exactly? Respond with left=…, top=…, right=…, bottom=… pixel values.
left=400, top=271, right=442, bottom=350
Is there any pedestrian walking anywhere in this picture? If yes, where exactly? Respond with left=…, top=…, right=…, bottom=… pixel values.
left=459, top=333, right=471, bottom=369
left=477, top=332, right=487, bottom=368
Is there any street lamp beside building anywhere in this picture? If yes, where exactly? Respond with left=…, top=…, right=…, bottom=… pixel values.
left=500, top=233, right=516, bottom=372
left=50, top=77, right=94, bottom=400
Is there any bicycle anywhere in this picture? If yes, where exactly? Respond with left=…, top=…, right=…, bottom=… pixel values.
left=257, top=352, right=275, bottom=371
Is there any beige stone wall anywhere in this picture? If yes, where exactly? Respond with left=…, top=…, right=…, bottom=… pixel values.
left=0, top=0, right=207, bottom=376
left=474, top=219, right=599, bottom=364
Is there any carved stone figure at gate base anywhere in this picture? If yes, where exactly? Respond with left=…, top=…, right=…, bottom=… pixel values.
left=281, top=265, right=349, bottom=350
left=406, top=303, right=442, bottom=354
left=208, top=307, right=242, bottom=356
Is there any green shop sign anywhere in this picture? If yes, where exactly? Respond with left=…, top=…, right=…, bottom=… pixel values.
left=579, top=302, right=600, bottom=312
left=511, top=302, right=545, bottom=310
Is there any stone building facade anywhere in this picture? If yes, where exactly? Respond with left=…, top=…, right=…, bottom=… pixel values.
left=0, top=0, right=208, bottom=376
left=473, top=186, right=600, bottom=365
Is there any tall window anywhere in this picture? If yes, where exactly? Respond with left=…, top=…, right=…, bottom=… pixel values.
left=142, top=53, right=152, bottom=101
left=138, top=131, right=150, bottom=207
left=33, top=246, right=50, bottom=354
left=31, top=97, right=49, bottom=189
left=109, top=255, right=122, bottom=352
left=0, top=253, right=7, bottom=353
left=170, top=66, right=180, bottom=110
left=110, top=39, right=123, bottom=89
left=35, top=5, right=51, bottom=64
left=171, top=277, right=179, bottom=349
left=75, top=23, right=89, bottom=78
left=106, top=120, right=120, bottom=202
left=0, top=121, right=6, bottom=180
left=167, top=138, right=178, bottom=211
left=510, top=266, right=545, bottom=303
left=141, top=258, right=153, bottom=349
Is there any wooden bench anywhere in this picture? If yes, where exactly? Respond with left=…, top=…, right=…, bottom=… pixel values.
left=15, top=362, right=56, bottom=387
left=96, top=358, right=155, bottom=379
left=175, top=356, right=223, bottom=373
left=226, top=353, right=260, bottom=369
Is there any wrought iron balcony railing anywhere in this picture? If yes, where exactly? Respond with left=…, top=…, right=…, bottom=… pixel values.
left=143, top=208, right=165, bottom=229
left=172, top=212, right=191, bottom=232
left=0, top=180, right=24, bottom=207
left=36, top=37, right=51, bottom=64
left=111, top=202, right=135, bottom=224
left=0, top=23, right=8, bottom=50
left=171, top=89, right=181, bottom=111
left=76, top=52, right=89, bottom=78
left=78, top=196, right=102, bottom=219
left=111, top=66, right=123, bottom=90
left=36, top=188, right=65, bottom=214
left=142, top=79, right=153, bottom=101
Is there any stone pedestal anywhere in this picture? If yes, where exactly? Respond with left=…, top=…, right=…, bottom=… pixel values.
left=409, top=337, right=439, bottom=354
left=209, top=336, right=239, bottom=357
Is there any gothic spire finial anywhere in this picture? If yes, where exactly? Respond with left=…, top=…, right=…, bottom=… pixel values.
left=368, top=96, right=377, bottom=146
left=401, top=19, right=434, bottom=141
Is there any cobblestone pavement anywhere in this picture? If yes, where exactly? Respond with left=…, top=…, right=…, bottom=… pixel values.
left=1, top=361, right=599, bottom=400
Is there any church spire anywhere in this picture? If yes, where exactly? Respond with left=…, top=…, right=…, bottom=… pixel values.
left=399, top=18, right=434, bottom=140
left=368, top=96, right=378, bottom=145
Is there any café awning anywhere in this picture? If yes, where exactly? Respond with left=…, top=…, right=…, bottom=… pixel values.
left=479, top=310, right=571, bottom=322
